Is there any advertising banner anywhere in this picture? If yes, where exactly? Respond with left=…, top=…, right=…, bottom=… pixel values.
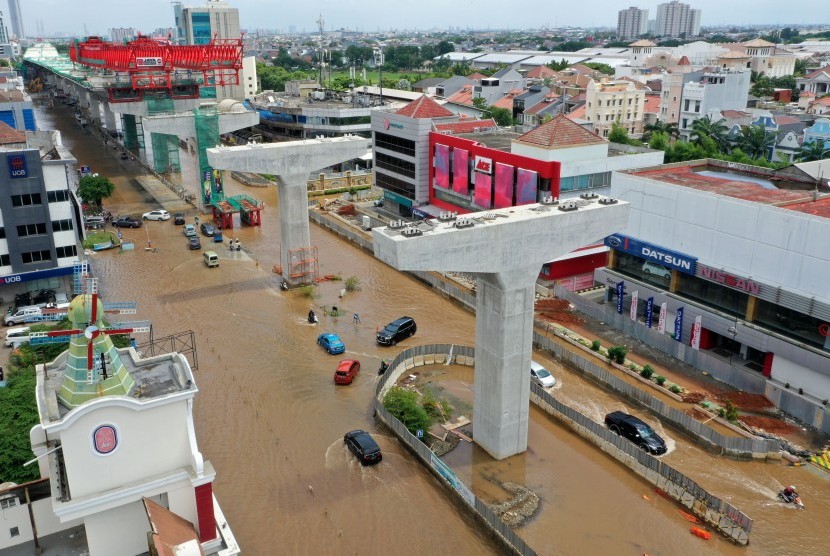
left=604, top=234, right=697, bottom=275
left=657, top=302, right=667, bottom=334
left=473, top=172, right=493, bottom=209
left=616, top=281, right=624, bottom=314
left=691, top=315, right=702, bottom=350
left=674, top=307, right=684, bottom=342
left=630, top=290, right=639, bottom=321
left=453, top=149, right=469, bottom=195
left=515, top=168, right=538, bottom=205
left=645, top=297, right=654, bottom=328
left=493, top=163, right=515, bottom=208
left=434, top=144, right=450, bottom=189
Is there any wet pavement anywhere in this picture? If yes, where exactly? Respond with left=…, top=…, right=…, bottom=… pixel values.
left=33, top=98, right=830, bottom=555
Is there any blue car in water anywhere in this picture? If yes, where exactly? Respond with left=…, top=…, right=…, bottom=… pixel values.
left=317, top=332, right=345, bottom=355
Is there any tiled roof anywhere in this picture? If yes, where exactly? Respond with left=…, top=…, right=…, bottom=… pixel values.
left=445, top=85, right=475, bottom=106
left=721, top=110, right=751, bottom=118
left=434, top=119, right=498, bottom=134
left=524, top=97, right=559, bottom=115
left=804, top=66, right=830, bottom=79
left=643, top=94, right=661, bottom=114
left=567, top=104, right=587, bottom=120
left=774, top=115, right=801, bottom=125
left=515, top=114, right=606, bottom=148
left=812, top=97, right=830, bottom=107
left=719, top=50, right=750, bottom=59
left=527, top=65, right=559, bottom=79
left=618, top=77, right=648, bottom=90
left=742, top=38, right=776, bottom=48
left=491, top=95, right=515, bottom=110
left=0, top=121, right=25, bottom=144
left=677, top=56, right=691, bottom=66
left=467, top=72, right=487, bottom=81
left=395, top=95, right=454, bottom=118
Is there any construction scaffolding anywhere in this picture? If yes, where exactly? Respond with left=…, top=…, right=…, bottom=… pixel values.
left=194, top=106, right=219, bottom=205
left=288, top=247, right=319, bottom=284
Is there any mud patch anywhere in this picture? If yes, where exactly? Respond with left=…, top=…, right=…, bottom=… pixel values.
left=681, top=392, right=706, bottom=404
left=740, top=415, right=799, bottom=435
left=488, top=481, right=541, bottom=527
left=535, top=298, right=583, bottom=325
left=717, top=391, right=775, bottom=412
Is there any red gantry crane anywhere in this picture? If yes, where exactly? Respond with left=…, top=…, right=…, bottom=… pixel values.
left=69, top=35, right=243, bottom=102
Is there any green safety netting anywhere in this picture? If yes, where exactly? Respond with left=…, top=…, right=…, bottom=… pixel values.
left=194, top=106, right=220, bottom=204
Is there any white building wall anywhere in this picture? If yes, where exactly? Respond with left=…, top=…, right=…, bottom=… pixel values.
left=84, top=500, right=148, bottom=556
left=611, top=171, right=830, bottom=302
left=771, top=355, right=830, bottom=397
left=242, top=56, right=257, bottom=99
left=167, top=484, right=198, bottom=527
left=510, top=142, right=608, bottom=162
left=57, top=400, right=193, bottom=499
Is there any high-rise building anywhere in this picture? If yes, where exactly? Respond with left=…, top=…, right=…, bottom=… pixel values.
left=0, top=10, right=9, bottom=44
left=617, top=7, right=648, bottom=40
left=655, top=1, right=701, bottom=38
left=172, top=0, right=244, bottom=100
left=109, top=27, right=137, bottom=43
left=7, top=0, right=23, bottom=39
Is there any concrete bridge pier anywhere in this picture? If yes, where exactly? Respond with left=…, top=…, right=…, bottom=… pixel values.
left=474, top=267, right=540, bottom=459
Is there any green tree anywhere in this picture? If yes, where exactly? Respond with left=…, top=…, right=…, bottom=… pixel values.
left=547, top=58, right=570, bottom=72
left=739, top=124, right=777, bottom=160
left=690, top=115, right=729, bottom=153
left=608, top=121, right=631, bottom=145
left=383, top=387, right=432, bottom=436
left=583, top=62, right=614, bottom=75
left=648, top=131, right=669, bottom=151
left=486, top=106, right=514, bottom=126
left=643, top=119, right=679, bottom=141
left=451, top=61, right=471, bottom=76
left=796, top=139, right=830, bottom=162
left=78, top=174, right=115, bottom=209
left=750, top=75, right=774, bottom=97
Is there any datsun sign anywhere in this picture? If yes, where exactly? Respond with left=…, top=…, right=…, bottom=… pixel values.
left=605, top=234, right=696, bottom=275
left=8, top=155, right=28, bottom=178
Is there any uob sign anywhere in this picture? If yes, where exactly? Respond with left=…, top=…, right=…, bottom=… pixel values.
left=8, top=155, right=28, bottom=178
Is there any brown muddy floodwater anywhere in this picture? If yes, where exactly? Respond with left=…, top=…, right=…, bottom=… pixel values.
left=38, top=102, right=829, bottom=555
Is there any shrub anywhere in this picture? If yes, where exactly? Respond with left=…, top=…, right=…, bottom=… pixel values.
left=640, top=364, right=654, bottom=379
left=590, top=339, right=601, bottom=351
left=422, top=390, right=452, bottom=420
left=299, top=285, right=317, bottom=298
left=607, top=346, right=628, bottom=364
left=669, top=384, right=682, bottom=394
left=344, top=276, right=361, bottom=292
left=655, top=375, right=667, bottom=386
left=722, top=400, right=739, bottom=422
left=383, top=387, right=433, bottom=437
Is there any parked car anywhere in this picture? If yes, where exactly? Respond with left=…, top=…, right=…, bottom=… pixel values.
left=317, top=332, right=345, bottom=355
left=200, top=223, right=215, bottom=237
left=142, top=209, right=171, bottom=221
left=213, top=229, right=224, bottom=243
left=112, top=216, right=143, bottom=228
left=530, top=360, right=556, bottom=389
left=642, top=261, right=671, bottom=281
left=604, top=411, right=667, bottom=455
left=173, top=213, right=186, bottom=225
left=376, top=316, right=416, bottom=346
left=344, top=430, right=382, bottom=465
left=334, top=359, right=360, bottom=385
left=183, top=224, right=197, bottom=237
left=188, top=237, right=202, bottom=250
left=84, top=215, right=105, bottom=229
left=5, top=326, right=31, bottom=347
left=5, top=306, right=43, bottom=326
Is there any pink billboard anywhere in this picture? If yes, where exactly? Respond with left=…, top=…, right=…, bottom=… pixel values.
left=516, top=168, right=538, bottom=205
left=453, top=148, right=469, bottom=195
left=434, top=144, right=450, bottom=189
left=473, top=172, right=492, bottom=209
left=494, top=163, right=514, bottom=208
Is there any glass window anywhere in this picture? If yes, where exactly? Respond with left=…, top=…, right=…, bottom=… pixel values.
left=614, top=251, right=673, bottom=287
left=676, top=273, right=748, bottom=318
left=375, top=132, right=415, bottom=157
left=376, top=173, right=414, bottom=200
left=376, top=152, right=415, bottom=178
left=754, top=299, right=827, bottom=350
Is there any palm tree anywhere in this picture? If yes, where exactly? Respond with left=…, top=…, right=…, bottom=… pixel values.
left=643, top=119, right=679, bottom=141
left=690, top=116, right=729, bottom=153
left=740, top=125, right=777, bottom=160
left=796, top=139, right=830, bottom=162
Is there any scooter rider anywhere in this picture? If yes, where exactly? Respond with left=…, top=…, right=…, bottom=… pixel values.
left=308, top=309, right=318, bottom=324
left=782, top=485, right=798, bottom=502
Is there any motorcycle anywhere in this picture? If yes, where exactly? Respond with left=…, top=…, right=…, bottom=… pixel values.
left=778, top=490, right=805, bottom=509
left=307, top=311, right=319, bottom=324
left=378, top=360, right=389, bottom=376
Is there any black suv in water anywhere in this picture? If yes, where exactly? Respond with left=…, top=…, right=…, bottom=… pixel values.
left=604, top=411, right=667, bottom=455
left=376, top=316, right=416, bottom=346
left=344, top=430, right=382, bottom=465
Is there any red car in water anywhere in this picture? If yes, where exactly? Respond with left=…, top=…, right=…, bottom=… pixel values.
left=334, top=359, right=360, bottom=385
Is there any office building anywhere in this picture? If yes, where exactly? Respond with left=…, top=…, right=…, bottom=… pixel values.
left=655, top=1, right=701, bottom=38
left=617, top=7, right=649, bottom=40
left=6, top=0, right=22, bottom=38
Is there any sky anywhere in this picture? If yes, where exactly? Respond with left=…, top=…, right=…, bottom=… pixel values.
left=15, top=0, right=830, bottom=38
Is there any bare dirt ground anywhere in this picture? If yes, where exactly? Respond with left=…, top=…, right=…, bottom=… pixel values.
left=716, top=391, right=776, bottom=413
left=535, top=298, right=583, bottom=326
left=739, top=415, right=799, bottom=435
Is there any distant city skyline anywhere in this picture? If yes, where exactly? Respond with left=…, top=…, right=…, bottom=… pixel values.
left=16, top=0, right=830, bottom=38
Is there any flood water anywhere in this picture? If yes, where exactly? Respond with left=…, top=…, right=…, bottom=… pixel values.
left=37, top=101, right=828, bottom=555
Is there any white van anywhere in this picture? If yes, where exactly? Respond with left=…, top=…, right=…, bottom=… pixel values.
left=4, top=326, right=30, bottom=347
left=530, top=360, right=557, bottom=389
left=5, top=306, right=42, bottom=326
left=203, top=251, right=219, bottom=268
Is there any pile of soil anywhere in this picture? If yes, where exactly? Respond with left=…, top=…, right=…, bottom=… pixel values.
left=739, top=415, right=798, bottom=435
left=489, top=481, right=540, bottom=528
left=535, top=298, right=583, bottom=325
left=717, top=391, right=775, bottom=413
left=685, top=407, right=710, bottom=420
left=681, top=392, right=707, bottom=404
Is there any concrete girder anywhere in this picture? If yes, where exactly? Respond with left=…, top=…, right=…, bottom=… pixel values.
left=207, top=137, right=369, bottom=283
left=372, top=199, right=629, bottom=459
left=142, top=111, right=260, bottom=138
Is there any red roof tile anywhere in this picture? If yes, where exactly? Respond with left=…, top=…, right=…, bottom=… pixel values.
left=434, top=119, right=498, bottom=134
left=774, top=115, right=800, bottom=125
left=804, top=66, right=830, bottom=79
left=515, top=114, right=606, bottom=148
left=567, top=105, right=587, bottom=120
left=395, top=95, right=454, bottom=119
left=446, top=85, right=475, bottom=106
left=527, top=66, right=559, bottom=79
left=678, top=55, right=691, bottom=66
left=0, top=121, right=25, bottom=145
left=643, top=94, right=661, bottom=114
left=467, top=72, right=487, bottom=81
left=491, top=96, right=514, bottom=110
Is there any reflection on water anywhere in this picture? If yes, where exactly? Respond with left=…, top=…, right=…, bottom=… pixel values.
left=37, top=102, right=830, bottom=555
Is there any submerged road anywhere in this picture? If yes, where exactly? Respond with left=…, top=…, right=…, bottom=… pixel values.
left=36, top=99, right=829, bottom=555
